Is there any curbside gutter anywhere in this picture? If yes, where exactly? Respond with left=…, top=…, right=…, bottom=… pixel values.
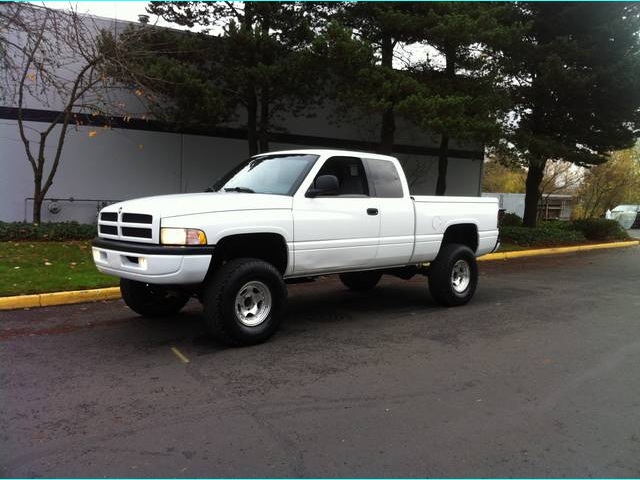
left=0, top=240, right=638, bottom=311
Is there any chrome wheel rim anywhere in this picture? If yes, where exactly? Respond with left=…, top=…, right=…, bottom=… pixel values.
left=234, top=281, right=272, bottom=327
left=451, top=259, right=471, bottom=293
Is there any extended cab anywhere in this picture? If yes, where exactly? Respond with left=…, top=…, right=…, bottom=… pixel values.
left=92, top=149, right=499, bottom=345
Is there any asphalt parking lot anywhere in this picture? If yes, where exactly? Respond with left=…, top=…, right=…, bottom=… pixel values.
left=2, top=247, right=640, bottom=478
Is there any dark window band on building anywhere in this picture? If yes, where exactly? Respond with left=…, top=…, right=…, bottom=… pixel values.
left=0, top=106, right=484, bottom=160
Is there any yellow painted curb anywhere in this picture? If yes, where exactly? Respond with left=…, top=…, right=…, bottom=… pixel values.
left=0, top=287, right=121, bottom=311
left=0, top=240, right=637, bottom=311
left=478, top=240, right=639, bottom=262
left=0, top=294, right=41, bottom=310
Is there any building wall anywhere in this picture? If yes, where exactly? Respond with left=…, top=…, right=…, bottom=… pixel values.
left=0, top=5, right=484, bottom=223
left=1, top=119, right=483, bottom=223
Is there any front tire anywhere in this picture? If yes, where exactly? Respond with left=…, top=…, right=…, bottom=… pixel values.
left=428, top=244, right=478, bottom=307
left=120, top=279, right=190, bottom=318
left=339, top=271, right=382, bottom=291
left=203, top=258, right=287, bottom=346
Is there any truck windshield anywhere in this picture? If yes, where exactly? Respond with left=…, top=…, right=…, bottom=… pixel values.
left=214, top=154, right=318, bottom=196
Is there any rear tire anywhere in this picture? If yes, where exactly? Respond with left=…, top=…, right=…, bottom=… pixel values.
left=428, top=244, right=478, bottom=306
left=120, top=279, right=190, bottom=318
left=339, top=271, right=383, bottom=291
left=202, top=258, right=287, bottom=346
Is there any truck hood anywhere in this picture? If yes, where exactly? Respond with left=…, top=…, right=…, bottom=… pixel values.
left=104, top=192, right=293, bottom=218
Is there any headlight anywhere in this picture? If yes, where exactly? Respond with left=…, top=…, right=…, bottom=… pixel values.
left=160, top=228, right=207, bottom=245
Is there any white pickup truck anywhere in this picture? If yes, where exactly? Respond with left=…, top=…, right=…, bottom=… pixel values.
left=92, top=149, right=499, bottom=345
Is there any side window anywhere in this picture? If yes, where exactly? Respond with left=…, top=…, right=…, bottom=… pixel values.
left=367, top=159, right=404, bottom=198
left=314, top=156, right=370, bottom=196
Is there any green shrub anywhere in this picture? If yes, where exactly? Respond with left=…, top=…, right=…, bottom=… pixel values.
left=500, top=212, right=522, bottom=227
left=500, top=223, right=586, bottom=247
left=0, top=222, right=96, bottom=241
left=539, top=220, right=576, bottom=231
left=571, top=218, right=629, bottom=241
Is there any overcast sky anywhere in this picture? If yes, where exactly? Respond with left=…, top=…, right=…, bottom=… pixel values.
left=35, top=1, right=435, bottom=67
left=32, top=1, right=175, bottom=28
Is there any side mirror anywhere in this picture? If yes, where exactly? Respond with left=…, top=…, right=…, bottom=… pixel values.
left=307, top=174, right=339, bottom=198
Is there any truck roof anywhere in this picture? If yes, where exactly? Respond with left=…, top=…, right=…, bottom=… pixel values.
left=253, top=149, right=398, bottom=162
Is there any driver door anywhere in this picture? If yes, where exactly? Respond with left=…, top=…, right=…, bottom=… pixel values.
left=292, top=156, right=381, bottom=275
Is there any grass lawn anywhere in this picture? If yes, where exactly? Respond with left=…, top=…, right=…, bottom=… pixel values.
left=0, top=236, right=630, bottom=297
left=0, top=241, right=117, bottom=297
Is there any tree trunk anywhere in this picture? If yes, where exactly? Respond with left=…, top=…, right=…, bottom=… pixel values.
left=32, top=178, right=43, bottom=223
left=379, top=34, right=395, bottom=155
left=523, top=159, right=546, bottom=227
left=435, top=44, right=456, bottom=196
left=436, top=134, right=449, bottom=195
left=380, top=108, right=395, bottom=155
left=246, top=86, right=258, bottom=156
left=258, top=87, right=270, bottom=153
left=241, top=5, right=258, bottom=156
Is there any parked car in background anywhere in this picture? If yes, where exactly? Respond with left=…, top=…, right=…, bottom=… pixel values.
left=611, top=204, right=640, bottom=229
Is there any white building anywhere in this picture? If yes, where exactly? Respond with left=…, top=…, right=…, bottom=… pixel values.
left=483, top=192, right=574, bottom=221
left=0, top=6, right=485, bottom=224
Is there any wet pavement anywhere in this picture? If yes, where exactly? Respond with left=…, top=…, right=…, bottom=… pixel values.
left=1, top=247, right=640, bottom=477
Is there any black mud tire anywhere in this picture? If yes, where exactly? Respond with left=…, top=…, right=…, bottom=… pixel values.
left=202, top=258, right=287, bottom=346
left=428, top=243, right=478, bottom=307
left=120, top=279, right=190, bottom=318
left=339, top=271, right=383, bottom=291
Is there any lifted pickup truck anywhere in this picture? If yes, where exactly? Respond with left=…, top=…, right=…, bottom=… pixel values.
left=92, top=149, right=499, bottom=345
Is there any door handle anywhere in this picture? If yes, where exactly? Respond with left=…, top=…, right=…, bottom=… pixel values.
left=367, top=208, right=379, bottom=216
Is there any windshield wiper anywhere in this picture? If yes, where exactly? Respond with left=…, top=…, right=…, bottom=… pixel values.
left=224, top=186, right=255, bottom=193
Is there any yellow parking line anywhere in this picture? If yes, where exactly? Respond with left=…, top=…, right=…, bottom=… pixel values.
left=170, top=346, right=190, bottom=364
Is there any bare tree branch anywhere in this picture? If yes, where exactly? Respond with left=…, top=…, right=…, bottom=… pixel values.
left=1, top=3, right=150, bottom=222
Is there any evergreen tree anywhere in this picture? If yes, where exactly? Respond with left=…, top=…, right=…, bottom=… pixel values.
left=316, top=2, right=424, bottom=154
left=503, top=2, right=640, bottom=227
left=399, top=2, right=518, bottom=195
left=103, top=26, right=235, bottom=132
left=131, top=2, right=322, bottom=155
